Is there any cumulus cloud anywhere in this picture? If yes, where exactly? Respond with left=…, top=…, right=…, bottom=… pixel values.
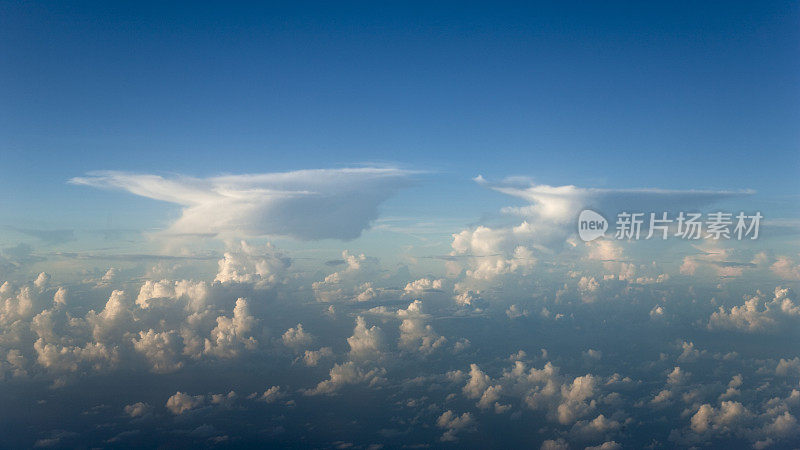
left=304, top=361, right=386, bottom=395
left=708, top=287, right=799, bottom=333
left=132, top=329, right=184, bottom=373
left=215, top=241, right=290, bottom=287
left=450, top=222, right=538, bottom=280
left=397, top=300, right=446, bottom=354
left=300, top=347, right=333, bottom=367
left=347, top=316, right=384, bottom=360
left=165, top=391, right=206, bottom=414
left=253, top=386, right=284, bottom=403
left=123, top=402, right=151, bottom=418
left=70, top=167, right=413, bottom=240
left=312, top=251, right=383, bottom=302
left=489, top=180, right=750, bottom=226
left=203, top=298, right=258, bottom=358
left=436, top=410, right=475, bottom=442
left=282, top=323, right=313, bottom=350
left=136, top=279, right=208, bottom=310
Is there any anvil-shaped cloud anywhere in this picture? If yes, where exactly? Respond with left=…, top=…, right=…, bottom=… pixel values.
left=70, top=168, right=413, bottom=240
left=478, top=177, right=754, bottom=224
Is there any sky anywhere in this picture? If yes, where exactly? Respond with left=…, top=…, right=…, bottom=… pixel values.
left=1, top=1, right=800, bottom=449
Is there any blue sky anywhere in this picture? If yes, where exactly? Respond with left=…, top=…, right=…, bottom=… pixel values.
left=4, top=3, right=800, bottom=449
left=2, top=1, right=799, bottom=239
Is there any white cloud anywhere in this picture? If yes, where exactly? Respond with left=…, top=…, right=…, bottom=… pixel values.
left=136, top=279, right=208, bottom=310
left=450, top=222, right=538, bottom=280
left=397, top=300, right=446, bottom=354
left=300, top=347, right=333, bottom=367
left=304, top=361, right=386, bottom=395
left=203, top=298, right=258, bottom=358
left=282, top=323, right=313, bottom=350
left=436, top=410, right=474, bottom=442
left=70, top=167, right=413, bottom=240
left=708, top=287, right=799, bottom=333
left=123, top=402, right=151, bottom=418
left=491, top=181, right=749, bottom=226
left=165, top=391, right=205, bottom=414
left=403, top=278, right=443, bottom=297
left=347, top=316, right=383, bottom=360
left=254, top=386, right=284, bottom=403
left=690, top=401, right=752, bottom=434
left=132, top=329, right=184, bottom=373
left=215, top=241, right=290, bottom=287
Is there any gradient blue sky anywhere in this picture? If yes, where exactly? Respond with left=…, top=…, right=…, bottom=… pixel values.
left=4, top=4, right=800, bottom=448
left=1, top=1, right=798, bottom=238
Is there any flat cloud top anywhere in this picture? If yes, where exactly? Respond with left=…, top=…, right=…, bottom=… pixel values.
left=70, top=167, right=414, bottom=240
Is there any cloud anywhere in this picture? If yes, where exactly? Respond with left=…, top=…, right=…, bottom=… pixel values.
left=165, top=391, right=206, bottom=414
left=449, top=179, right=754, bottom=269
left=203, top=298, right=258, bottom=358
left=282, top=323, right=313, bottom=350
left=436, top=410, right=475, bottom=442
left=304, top=361, right=386, bottom=395
left=397, top=300, right=446, bottom=354
left=132, top=329, right=184, bottom=373
left=490, top=181, right=751, bottom=225
left=708, top=287, right=799, bottom=333
left=70, top=167, right=414, bottom=240
left=347, top=316, right=384, bottom=360
left=300, top=347, right=333, bottom=367
left=123, top=402, right=151, bottom=418
left=214, top=241, right=290, bottom=287
left=254, top=386, right=284, bottom=403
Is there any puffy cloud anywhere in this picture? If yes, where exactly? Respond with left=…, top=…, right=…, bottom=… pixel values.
left=463, top=364, right=491, bottom=399
left=53, top=287, right=67, bottom=307
left=451, top=222, right=538, bottom=280
left=132, top=329, right=184, bottom=373
left=304, top=361, right=386, bottom=395
left=165, top=391, right=205, bottom=415
left=436, top=410, right=474, bottom=442
left=282, top=323, right=313, bottom=350
left=254, top=386, right=284, bottom=403
left=300, top=347, right=333, bottom=367
left=403, top=278, right=443, bottom=297
left=347, top=316, right=383, bottom=360
left=123, top=402, right=151, bottom=418
left=210, top=391, right=237, bottom=408
left=0, top=285, right=35, bottom=325
left=456, top=358, right=607, bottom=427
left=312, top=251, right=382, bottom=302
left=85, top=290, right=131, bottom=342
left=708, top=287, right=799, bottom=333
left=667, top=366, right=689, bottom=385
left=215, top=241, right=290, bottom=287
left=397, top=301, right=446, bottom=354
left=34, top=272, right=50, bottom=289
left=70, top=167, right=413, bottom=240
left=570, top=414, right=621, bottom=441
left=690, top=401, right=752, bottom=434
left=33, top=339, right=119, bottom=375
left=203, top=298, right=258, bottom=358
left=136, top=279, right=208, bottom=310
